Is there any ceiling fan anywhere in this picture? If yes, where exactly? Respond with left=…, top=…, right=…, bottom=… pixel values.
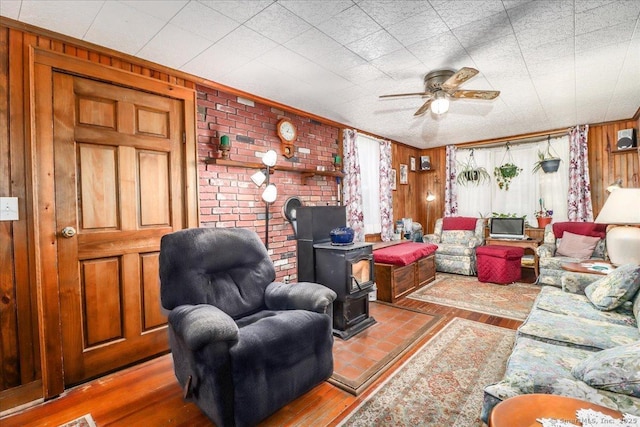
left=379, top=67, right=500, bottom=116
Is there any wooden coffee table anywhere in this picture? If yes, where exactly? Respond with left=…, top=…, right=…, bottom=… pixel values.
left=489, top=394, right=623, bottom=427
left=562, top=261, right=614, bottom=275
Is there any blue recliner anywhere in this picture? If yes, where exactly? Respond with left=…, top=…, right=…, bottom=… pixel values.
left=159, top=227, right=336, bottom=427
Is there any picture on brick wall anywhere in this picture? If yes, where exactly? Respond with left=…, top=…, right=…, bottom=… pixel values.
left=400, top=164, right=408, bottom=184
left=391, top=169, right=397, bottom=190
left=410, top=156, right=416, bottom=171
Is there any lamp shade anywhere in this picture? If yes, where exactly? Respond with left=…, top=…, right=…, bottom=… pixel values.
left=250, top=170, right=267, bottom=187
left=426, top=191, right=436, bottom=202
left=595, top=188, right=640, bottom=266
left=262, top=184, right=277, bottom=203
left=262, top=150, right=277, bottom=167
left=595, top=188, right=640, bottom=225
left=430, top=91, right=449, bottom=115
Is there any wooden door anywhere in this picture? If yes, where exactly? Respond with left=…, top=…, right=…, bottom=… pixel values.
left=53, top=73, right=183, bottom=385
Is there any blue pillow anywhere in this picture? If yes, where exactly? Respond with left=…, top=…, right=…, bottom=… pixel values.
left=585, top=264, right=640, bottom=311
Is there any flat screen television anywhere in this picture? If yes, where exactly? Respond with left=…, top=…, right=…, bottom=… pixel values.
left=489, top=217, right=526, bottom=239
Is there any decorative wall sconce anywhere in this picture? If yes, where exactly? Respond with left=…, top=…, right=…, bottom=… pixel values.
left=251, top=150, right=278, bottom=249
left=333, top=155, right=342, bottom=171
left=219, top=135, right=230, bottom=159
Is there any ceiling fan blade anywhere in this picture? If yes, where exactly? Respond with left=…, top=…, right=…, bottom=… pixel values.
left=379, top=92, right=430, bottom=99
left=441, top=67, right=479, bottom=91
left=414, top=99, right=433, bottom=116
left=451, top=90, right=500, bottom=100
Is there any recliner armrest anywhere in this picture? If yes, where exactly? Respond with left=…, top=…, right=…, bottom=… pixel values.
left=536, top=243, right=555, bottom=258
left=168, top=304, right=238, bottom=351
left=265, top=282, right=337, bottom=314
left=423, top=234, right=440, bottom=244
left=467, top=237, right=484, bottom=248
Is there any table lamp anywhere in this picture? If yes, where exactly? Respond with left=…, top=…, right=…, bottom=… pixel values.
left=594, top=188, right=640, bottom=265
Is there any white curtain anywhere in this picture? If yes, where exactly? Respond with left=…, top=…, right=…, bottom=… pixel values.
left=455, top=136, right=570, bottom=226
left=356, top=134, right=381, bottom=235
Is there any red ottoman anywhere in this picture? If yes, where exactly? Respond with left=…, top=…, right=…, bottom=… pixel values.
left=476, top=245, right=525, bottom=284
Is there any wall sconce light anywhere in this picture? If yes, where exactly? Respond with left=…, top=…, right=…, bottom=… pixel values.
left=219, top=135, right=231, bottom=159
left=252, top=150, right=278, bottom=249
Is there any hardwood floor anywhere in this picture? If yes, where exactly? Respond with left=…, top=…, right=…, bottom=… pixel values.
left=1, top=278, right=528, bottom=427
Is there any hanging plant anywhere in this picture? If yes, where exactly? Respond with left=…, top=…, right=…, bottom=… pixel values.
left=532, top=136, right=562, bottom=173
left=494, top=143, right=522, bottom=191
left=456, top=149, right=491, bottom=186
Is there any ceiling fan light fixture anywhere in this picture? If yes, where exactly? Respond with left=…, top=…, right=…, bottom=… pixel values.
left=430, top=91, right=449, bottom=115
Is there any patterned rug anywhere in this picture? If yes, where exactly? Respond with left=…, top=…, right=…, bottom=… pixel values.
left=330, top=302, right=442, bottom=395
left=338, top=318, right=516, bottom=427
left=58, top=414, right=96, bottom=427
left=407, top=273, right=540, bottom=320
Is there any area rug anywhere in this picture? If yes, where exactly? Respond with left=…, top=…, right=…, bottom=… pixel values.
left=407, top=273, right=540, bottom=320
left=58, top=414, right=96, bottom=427
left=338, top=318, right=516, bottom=427
left=329, top=302, right=442, bottom=395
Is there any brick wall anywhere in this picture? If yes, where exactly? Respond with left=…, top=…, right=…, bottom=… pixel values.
left=196, top=84, right=341, bottom=281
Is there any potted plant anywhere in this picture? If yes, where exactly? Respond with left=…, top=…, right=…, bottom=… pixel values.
left=456, top=150, right=491, bottom=186
left=494, top=143, right=522, bottom=190
left=534, top=198, right=553, bottom=228
left=494, top=162, right=522, bottom=190
left=532, top=137, right=561, bottom=173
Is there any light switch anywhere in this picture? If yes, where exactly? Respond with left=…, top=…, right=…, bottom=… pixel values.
left=0, top=197, right=19, bottom=221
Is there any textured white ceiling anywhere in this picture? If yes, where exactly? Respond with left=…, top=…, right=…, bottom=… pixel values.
left=2, top=0, right=639, bottom=148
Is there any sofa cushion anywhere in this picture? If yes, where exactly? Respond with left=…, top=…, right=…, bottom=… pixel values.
left=518, top=308, right=640, bottom=351
left=373, top=242, right=437, bottom=266
left=482, top=337, right=640, bottom=421
left=571, top=342, right=640, bottom=398
left=585, top=264, right=640, bottom=311
left=634, top=291, right=640, bottom=330
left=442, top=216, right=477, bottom=231
left=435, top=243, right=476, bottom=256
left=556, top=231, right=600, bottom=259
left=535, top=287, right=636, bottom=328
left=440, top=229, right=476, bottom=245
left=552, top=222, right=607, bottom=239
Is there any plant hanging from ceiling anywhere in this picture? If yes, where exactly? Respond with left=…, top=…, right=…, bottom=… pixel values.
left=532, top=135, right=562, bottom=173
left=494, top=142, right=522, bottom=191
left=456, top=149, right=491, bottom=186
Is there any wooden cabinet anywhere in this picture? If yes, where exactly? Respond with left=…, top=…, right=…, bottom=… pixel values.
left=375, top=255, right=435, bottom=303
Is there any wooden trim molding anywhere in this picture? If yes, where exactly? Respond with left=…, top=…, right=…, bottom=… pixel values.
left=28, top=47, right=199, bottom=399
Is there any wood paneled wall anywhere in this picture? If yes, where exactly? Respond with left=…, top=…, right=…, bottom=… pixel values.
left=417, top=117, right=640, bottom=232
left=587, top=119, right=640, bottom=214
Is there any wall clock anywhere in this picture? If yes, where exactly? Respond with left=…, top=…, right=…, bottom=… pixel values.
left=277, top=119, right=297, bottom=159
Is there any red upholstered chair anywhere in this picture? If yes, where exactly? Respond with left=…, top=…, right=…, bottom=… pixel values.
left=536, top=221, right=608, bottom=287
left=423, top=217, right=485, bottom=275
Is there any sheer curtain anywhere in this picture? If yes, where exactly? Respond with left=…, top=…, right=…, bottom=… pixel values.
left=356, top=134, right=381, bottom=235
left=455, top=136, right=570, bottom=226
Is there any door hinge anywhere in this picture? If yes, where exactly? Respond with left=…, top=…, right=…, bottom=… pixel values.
left=182, top=132, right=186, bottom=143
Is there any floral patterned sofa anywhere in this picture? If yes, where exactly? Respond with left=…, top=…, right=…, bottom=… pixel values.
left=481, top=263, right=640, bottom=422
left=423, top=217, right=484, bottom=276
left=537, top=221, right=608, bottom=287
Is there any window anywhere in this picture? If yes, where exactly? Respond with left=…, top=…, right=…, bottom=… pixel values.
left=356, top=134, right=381, bottom=234
left=455, top=136, right=570, bottom=225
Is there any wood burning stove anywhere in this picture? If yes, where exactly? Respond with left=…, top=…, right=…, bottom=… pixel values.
left=313, top=242, right=376, bottom=339
left=296, top=206, right=376, bottom=339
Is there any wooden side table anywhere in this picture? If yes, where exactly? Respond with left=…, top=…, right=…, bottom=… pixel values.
left=489, top=394, right=623, bottom=427
left=562, top=261, right=615, bottom=275
left=485, top=238, right=542, bottom=279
